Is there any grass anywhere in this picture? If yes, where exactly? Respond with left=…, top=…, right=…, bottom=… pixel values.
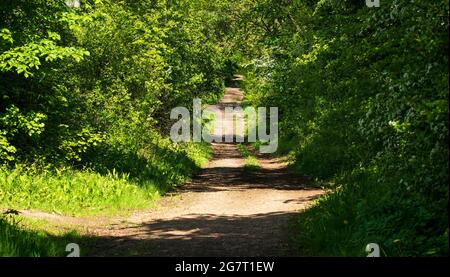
left=0, top=141, right=212, bottom=256
left=0, top=94, right=215, bottom=256
left=237, top=144, right=261, bottom=171
left=0, top=142, right=211, bottom=217
left=0, top=167, right=155, bottom=216
left=0, top=214, right=92, bottom=257
left=291, top=178, right=449, bottom=257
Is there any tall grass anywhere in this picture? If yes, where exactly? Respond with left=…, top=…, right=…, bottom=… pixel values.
left=292, top=173, right=449, bottom=257
left=0, top=142, right=211, bottom=216
left=0, top=215, right=81, bottom=257
left=0, top=141, right=211, bottom=256
left=0, top=167, right=154, bottom=215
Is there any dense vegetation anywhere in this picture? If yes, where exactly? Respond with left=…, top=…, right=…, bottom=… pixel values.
left=0, top=0, right=229, bottom=212
left=236, top=0, right=449, bottom=256
left=0, top=0, right=229, bottom=255
left=1, top=0, right=448, bottom=257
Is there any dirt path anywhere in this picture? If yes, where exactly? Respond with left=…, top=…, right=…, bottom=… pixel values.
left=18, top=76, right=324, bottom=256
left=82, top=76, right=323, bottom=256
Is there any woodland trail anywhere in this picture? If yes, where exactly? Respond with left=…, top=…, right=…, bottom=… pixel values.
left=21, top=76, right=324, bottom=256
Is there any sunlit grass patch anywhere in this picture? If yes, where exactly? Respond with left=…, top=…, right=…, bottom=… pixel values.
left=237, top=144, right=261, bottom=171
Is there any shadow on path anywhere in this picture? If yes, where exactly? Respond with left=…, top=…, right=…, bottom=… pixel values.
left=89, top=212, right=303, bottom=257
left=84, top=75, right=324, bottom=257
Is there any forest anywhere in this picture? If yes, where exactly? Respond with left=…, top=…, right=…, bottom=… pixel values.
left=0, top=0, right=448, bottom=257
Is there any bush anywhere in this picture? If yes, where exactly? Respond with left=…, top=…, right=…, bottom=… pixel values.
left=240, top=0, right=449, bottom=256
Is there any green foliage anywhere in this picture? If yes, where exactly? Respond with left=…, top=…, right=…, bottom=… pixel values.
left=295, top=173, right=449, bottom=256
left=1, top=0, right=448, bottom=257
left=0, top=139, right=211, bottom=216
left=0, top=31, right=89, bottom=77
left=237, top=143, right=261, bottom=171
left=1, top=0, right=227, bottom=166
left=0, top=166, right=153, bottom=215
left=0, top=0, right=224, bottom=190
left=240, top=0, right=449, bottom=256
left=0, top=214, right=82, bottom=257
left=0, top=0, right=223, bottom=254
